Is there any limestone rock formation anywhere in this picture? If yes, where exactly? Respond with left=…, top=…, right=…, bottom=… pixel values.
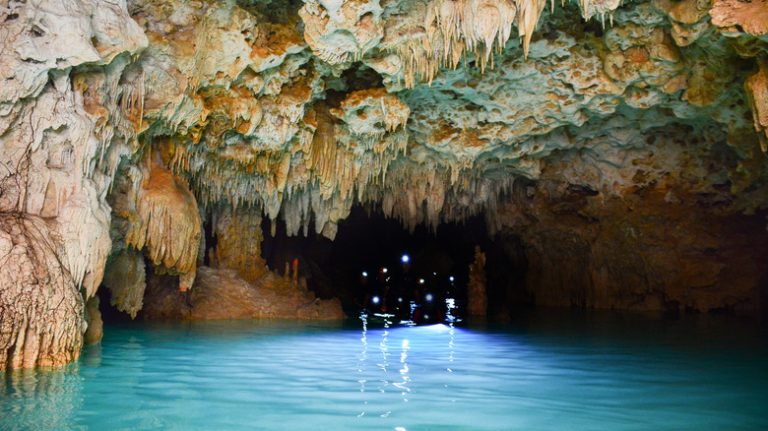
left=467, top=245, right=488, bottom=317
left=208, top=207, right=269, bottom=284
left=84, top=296, right=104, bottom=345
left=124, top=151, right=202, bottom=291
left=142, top=266, right=343, bottom=321
left=2, top=0, right=768, bottom=369
left=0, top=0, right=146, bottom=370
left=102, top=248, right=146, bottom=319
left=0, top=216, right=84, bottom=368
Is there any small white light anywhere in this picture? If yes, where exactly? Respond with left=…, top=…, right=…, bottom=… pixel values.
left=382, top=267, right=388, bottom=274
left=362, top=271, right=368, bottom=277
left=401, top=254, right=410, bottom=264
left=419, top=278, right=425, bottom=285
left=425, top=293, right=433, bottom=302
left=424, top=314, right=430, bottom=320
left=433, top=272, right=437, bottom=276
left=372, top=296, right=380, bottom=304
left=398, top=297, right=403, bottom=303
left=449, top=276, right=455, bottom=282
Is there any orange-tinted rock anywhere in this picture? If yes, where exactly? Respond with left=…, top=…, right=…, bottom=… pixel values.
left=745, top=60, right=768, bottom=151
left=710, top=0, right=768, bottom=36
left=125, top=152, right=202, bottom=291
left=142, top=267, right=343, bottom=321
left=496, top=171, right=768, bottom=314
left=208, top=207, right=268, bottom=284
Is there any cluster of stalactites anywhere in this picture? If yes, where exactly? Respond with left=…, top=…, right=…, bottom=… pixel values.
left=392, top=0, right=619, bottom=87
left=361, top=161, right=517, bottom=234
left=169, top=89, right=410, bottom=240
left=171, top=135, right=518, bottom=240
left=172, top=127, right=408, bottom=240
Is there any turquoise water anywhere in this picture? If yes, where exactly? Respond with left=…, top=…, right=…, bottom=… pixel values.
left=2, top=312, right=767, bottom=430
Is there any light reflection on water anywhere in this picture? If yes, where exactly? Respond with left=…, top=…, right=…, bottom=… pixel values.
left=1, top=312, right=767, bottom=430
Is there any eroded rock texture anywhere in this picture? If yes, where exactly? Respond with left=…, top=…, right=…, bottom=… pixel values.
left=0, top=0, right=146, bottom=370
left=142, top=266, right=343, bottom=321
left=2, top=0, right=768, bottom=369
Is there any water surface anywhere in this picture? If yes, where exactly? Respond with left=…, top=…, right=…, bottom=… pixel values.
left=2, top=311, right=767, bottom=430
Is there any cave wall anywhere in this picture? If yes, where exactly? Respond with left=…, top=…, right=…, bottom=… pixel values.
left=1, top=0, right=767, bottom=370
left=0, top=0, right=146, bottom=369
left=494, top=138, right=768, bottom=314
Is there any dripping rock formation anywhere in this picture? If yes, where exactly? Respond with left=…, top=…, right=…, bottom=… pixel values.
left=1, top=0, right=768, bottom=370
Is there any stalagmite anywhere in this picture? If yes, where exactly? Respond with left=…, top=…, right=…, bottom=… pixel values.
left=209, top=207, right=269, bottom=284
left=467, top=245, right=488, bottom=317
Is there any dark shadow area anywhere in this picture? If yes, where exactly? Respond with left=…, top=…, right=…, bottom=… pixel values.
left=261, top=205, right=529, bottom=319
left=97, top=285, right=134, bottom=324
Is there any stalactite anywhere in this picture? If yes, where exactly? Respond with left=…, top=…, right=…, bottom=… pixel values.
left=745, top=59, right=768, bottom=152
left=102, top=249, right=147, bottom=319
left=388, top=0, right=619, bottom=87
left=125, top=151, right=202, bottom=291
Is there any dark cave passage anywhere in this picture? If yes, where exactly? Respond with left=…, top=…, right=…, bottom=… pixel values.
left=259, top=205, right=529, bottom=320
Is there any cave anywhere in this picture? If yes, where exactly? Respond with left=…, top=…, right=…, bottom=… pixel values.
left=2, top=0, right=768, bottom=428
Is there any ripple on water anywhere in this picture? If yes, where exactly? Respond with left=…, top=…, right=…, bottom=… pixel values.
left=1, top=314, right=767, bottom=430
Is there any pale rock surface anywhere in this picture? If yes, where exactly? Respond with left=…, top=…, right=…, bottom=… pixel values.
left=0, top=0, right=146, bottom=370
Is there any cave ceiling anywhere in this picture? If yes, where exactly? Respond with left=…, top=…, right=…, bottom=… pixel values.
left=114, top=0, right=767, bottom=237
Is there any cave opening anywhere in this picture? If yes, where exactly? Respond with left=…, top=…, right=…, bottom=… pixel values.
left=258, top=205, right=529, bottom=320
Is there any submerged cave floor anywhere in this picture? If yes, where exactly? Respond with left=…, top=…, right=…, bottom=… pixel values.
left=2, top=311, right=768, bottom=430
